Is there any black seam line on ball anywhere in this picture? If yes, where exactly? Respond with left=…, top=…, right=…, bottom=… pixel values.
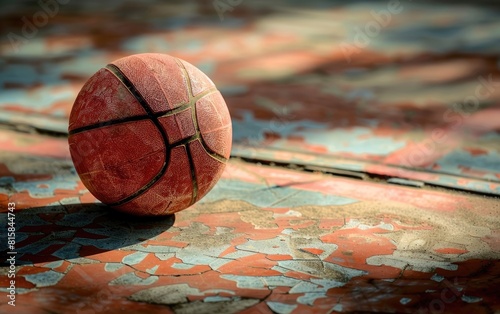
left=176, top=58, right=199, bottom=205
left=68, top=115, right=150, bottom=135
left=199, top=137, right=227, bottom=163
left=155, top=88, right=218, bottom=118
left=170, top=134, right=200, bottom=148
left=105, top=64, right=171, bottom=207
left=185, top=144, right=198, bottom=206
left=176, top=60, right=228, bottom=165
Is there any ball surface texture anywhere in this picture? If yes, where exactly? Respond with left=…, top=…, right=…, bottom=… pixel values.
left=68, top=53, right=232, bottom=216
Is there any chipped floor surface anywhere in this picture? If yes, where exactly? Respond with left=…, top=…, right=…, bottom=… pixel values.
left=0, top=130, right=499, bottom=313
left=1, top=1, right=500, bottom=313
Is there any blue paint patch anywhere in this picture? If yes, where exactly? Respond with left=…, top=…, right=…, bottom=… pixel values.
left=174, top=244, right=230, bottom=268
left=238, top=237, right=338, bottom=262
left=400, top=298, right=412, bottom=305
left=222, top=250, right=255, bottom=259
left=76, top=235, right=126, bottom=251
left=232, top=110, right=327, bottom=143
left=218, top=18, right=246, bottom=28
left=196, top=60, right=216, bottom=75
left=128, top=244, right=180, bottom=254
left=0, top=64, right=38, bottom=86
left=220, top=275, right=266, bottom=289
left=297, top=293, right=326, bottom=305
left=342, top=219, right=394, bottom=231
left=311, top=278, right=347, bottom=290
left=388, top=178, right=425, bottom=188
left=0, top=177, right=14, bottom=185
left=434, top=149, right=500, bottom=181
left=23, top=270, right=64, bottom=287
left=0, top=213, right=45, bottom=254
left=122, top=35, right=172, bottom=53
left=345, top=88, right=375, bottom=101
left=461, top=295, right=483, bottom=303
left=1, top=56, right=102, bottom=88
left=12, top=176, right=78, bottom=197
left=374, top=6, right=500, bottom=54
left=433, top=176, right=500, bottom=195
left=328, top=162, right=365, bottom=172
left=53, top=242, right=81, bottom=260
left=276, top=260, right=324, bottom=276
left=122, top=251, right=148, bottom=266
left=155, top=253, right=175, bottom=261
left=238, top=237, right=291, bottom=256
left=263, top=276, right=303, bottom=288
left=289, top=281, right=319, bottom=294
left=185, top=40, right=203, bottom=53
left=56, top=212, right=99, bottom=228
left=332, top=303, right=343, bottom=312
left=78, top=222, right=167, bottom=251
left=109, top=272, right=158, bottom=286
left=15, top=239, right=65, bottom=258
left=171, top=263, right=195, bottom=270
left=202, top=179, right=357, bottom=208
left=222, top=273, right=356, bottom=308
left=293, top=127, right=407, bottom=156
left=482, top=132, right=500, bottom=141
left=2, top=39, right=45, bottom=57
left=209, top=258, right=233, bottom=270
left=0, top=87, right=74, bottom=113
left=431, top=273, right=444, bottom=282
left=105, top=263, right=124, bottom=272
left=122, top=35, right=203, bottom=55
left=55, top=54, right=105, bottom=78
left=146, top=265, right=159, bottom=274
left=151, top=16, right=190, bottom=30
left=219, top=85, right=248, bottom=96
left=44, top=260, right=64, bottom=269
left=277, top=260, right=366, bottom=279
left=204, top=296, right=232, bottom=302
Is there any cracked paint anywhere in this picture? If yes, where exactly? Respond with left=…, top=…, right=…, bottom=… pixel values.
left=23, top=270, right=65, bottom=288
left=0, top=153, right=499, bottom=312
left=1, top=1, right=500, bottom=312
left=109, top=273, right=159, bottom=286
left=202, top=180, right=357, bottom=208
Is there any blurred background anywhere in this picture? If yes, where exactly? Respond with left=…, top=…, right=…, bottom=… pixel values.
left=1, top=0, right=499, bottom=196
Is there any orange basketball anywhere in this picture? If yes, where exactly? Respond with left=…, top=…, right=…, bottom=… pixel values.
left=68, top=53, right=232, bottom=216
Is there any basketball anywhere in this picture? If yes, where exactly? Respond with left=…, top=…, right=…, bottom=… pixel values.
left=68, top=53, right=232, bottom=216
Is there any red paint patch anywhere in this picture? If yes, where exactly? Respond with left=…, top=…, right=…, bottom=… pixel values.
left=463, top=147, right=489, bottom=156
left=86, top=250, right=132, bottom=264
left=218, top=254, right=280, bottom=277
left=17, top=266, right=50, bottom=276
left=283, top=270, right=315, bottom=281
left=266, top=254, right=293, bottom=261
left=301, top=248, right=324, bottom=255
left=434, top=247, right=469, bottom=254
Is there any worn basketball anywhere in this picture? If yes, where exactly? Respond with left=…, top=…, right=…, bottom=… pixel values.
left=68, top=53, right=232, bottom=216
